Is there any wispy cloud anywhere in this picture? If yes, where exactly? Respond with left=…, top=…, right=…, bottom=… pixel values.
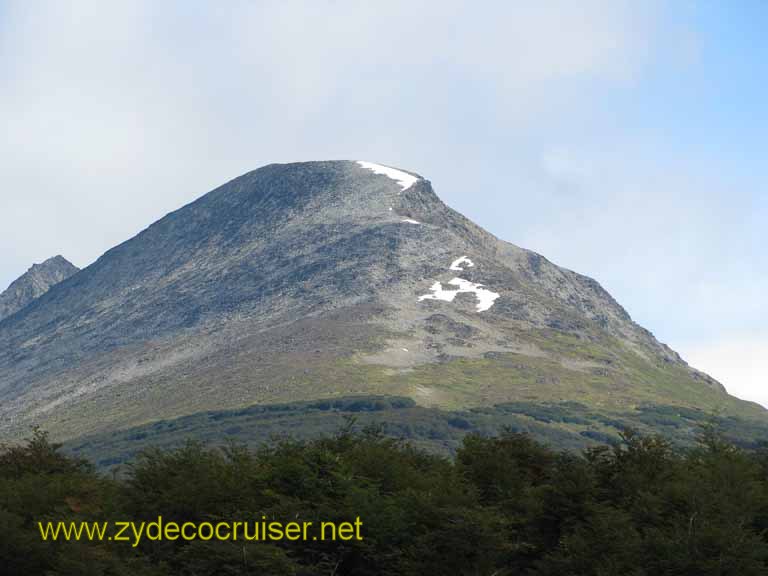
left=0, top=1, right=662, bottom=290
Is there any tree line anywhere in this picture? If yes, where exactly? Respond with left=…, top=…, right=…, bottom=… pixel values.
left=3, top=422, right=768, bottom=575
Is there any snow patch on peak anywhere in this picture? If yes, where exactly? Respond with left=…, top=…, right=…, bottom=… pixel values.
left=450, top=256, right=474, bottom=271
left=418, top=278, right=500, bottom=312
left=402, top=218, right=421, bottom=225
left=418, top=256, right=499, bottom=312
left=357, top=161, right=419, bottom=191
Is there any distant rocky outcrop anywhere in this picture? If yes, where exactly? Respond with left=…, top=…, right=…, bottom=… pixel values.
left=0, top=255, right=79, bottom=322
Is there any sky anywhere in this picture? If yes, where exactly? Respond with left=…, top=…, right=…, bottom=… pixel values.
left=1, top=1, right=766, bottom=405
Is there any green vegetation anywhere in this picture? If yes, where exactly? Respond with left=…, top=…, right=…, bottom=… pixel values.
left=395, top=331, right=764, bottom=419
left=7, top=424, right=768, bottom=574
left=65, top=395, right=768, bottom=471
left=29, top=328, right=766, bottom=442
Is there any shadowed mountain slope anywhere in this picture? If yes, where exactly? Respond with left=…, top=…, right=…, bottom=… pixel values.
left=0, top=161, right=763, bottom=441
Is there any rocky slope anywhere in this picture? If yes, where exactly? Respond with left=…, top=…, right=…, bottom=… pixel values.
left=0, top=255, right=79, bottom=322
left=0, top=161, right=762, bottom=441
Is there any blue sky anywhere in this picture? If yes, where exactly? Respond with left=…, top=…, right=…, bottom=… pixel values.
left=1, top=1, right=765, bottom=404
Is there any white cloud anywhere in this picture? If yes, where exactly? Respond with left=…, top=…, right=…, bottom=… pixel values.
left=0, top=0, right=664, bottom=290
left=678, top=337, right=768, bottom=408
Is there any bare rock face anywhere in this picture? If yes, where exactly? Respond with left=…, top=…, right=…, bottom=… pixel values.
left=0, top=161, right=759, bottom=440
left=0, top=256, right=79, bottom=322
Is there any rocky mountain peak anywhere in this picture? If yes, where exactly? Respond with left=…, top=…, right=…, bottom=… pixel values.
left=0, top=162, right=757, bottom=441
left=0, top=255, right=79, bottom=322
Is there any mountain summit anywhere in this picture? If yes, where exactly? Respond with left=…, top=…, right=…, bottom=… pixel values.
left=0, top=161, right=762, bottom=441
left=0, top=255, right=79, bottom=322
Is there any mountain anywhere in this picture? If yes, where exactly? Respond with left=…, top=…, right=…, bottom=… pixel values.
left=0, top=255, right=79, bottom=322
left=0, top=161, right=764, bottom=446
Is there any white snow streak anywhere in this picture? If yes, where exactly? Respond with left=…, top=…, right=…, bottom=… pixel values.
left=402, top=218, right=421, bottom=224
left=449, top=256, right=474, bottom=271
left=418, top=278, right=500, bottom=312
left=357, top=161, right=418, bottom=191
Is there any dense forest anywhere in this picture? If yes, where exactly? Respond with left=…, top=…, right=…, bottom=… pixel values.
left=4, top=423, right=768, bottom=575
